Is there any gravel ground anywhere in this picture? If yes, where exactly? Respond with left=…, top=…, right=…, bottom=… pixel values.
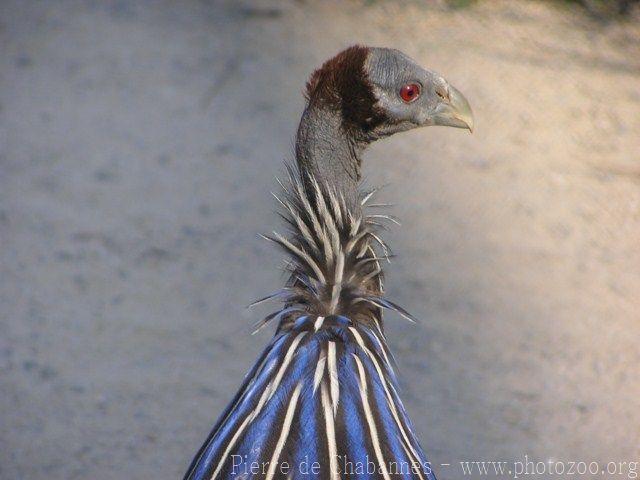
left=1, top=1, right=639, bottom=479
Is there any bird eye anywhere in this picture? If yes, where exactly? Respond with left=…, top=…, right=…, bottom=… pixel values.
left=399, top=83, right=420, bottom=103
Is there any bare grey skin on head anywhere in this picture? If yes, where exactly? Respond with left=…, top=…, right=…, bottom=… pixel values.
left=295, top=46, right=473, bottom=208
left=365, top=48, right=474, bottom=133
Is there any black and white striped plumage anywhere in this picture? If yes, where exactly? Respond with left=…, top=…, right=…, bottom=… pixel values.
left=184, top=45, right=473, bottom=480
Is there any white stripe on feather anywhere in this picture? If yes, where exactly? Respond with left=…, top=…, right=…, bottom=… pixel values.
left=361, top=189, right=377, bottom=205
left=321, top=382, right=340, bottom=480
left=270, top=233, right=326, bottom=284
left=329, top=252, right=344, bottom=314
left=313, top=350, right=326, bottom=395
left=369, top=231, right=390, bottom=259
left=289, top=207, right=320, bottom=254
left=198, top=347, right=281, bottom=479
left=209, top=406, right=255, bottom=480
left=311, top=177, right=341, bottom=262
left=349, top=327, right=425, bottom=480
left=344, top=227, right=368, bottom=254
left=322, top=225, right=335, bottom=269
left=356, top=241, right=370, bottom=259
left=265, top=381, right=303, bottom=480
left=360, top=266, right=382, bottom=285
left=370, top=328, right=393, bottom=375
left=267, top=332, right=306, bottom=401
left=327, top=186, right=343, bottom=227
left=291, top=179, right=326, bottom=250
left=368, top=213, right=401, bottom=226
left=353, top=354, right=392, bottom=480
left=210, top=352, right=287, bottom=480
left=327, top=341, right=340, bottom=416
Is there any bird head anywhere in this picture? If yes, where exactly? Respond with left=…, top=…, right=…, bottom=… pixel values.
left=305, top=45, right=473, bottom=142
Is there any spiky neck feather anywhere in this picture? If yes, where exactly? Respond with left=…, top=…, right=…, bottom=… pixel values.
left=253, top=46, right=415, bottom=333
left=255, top=166, right=414, bottom=335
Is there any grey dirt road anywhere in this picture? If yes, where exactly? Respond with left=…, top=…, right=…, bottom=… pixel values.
left=1, top=1, right=639, bottom=479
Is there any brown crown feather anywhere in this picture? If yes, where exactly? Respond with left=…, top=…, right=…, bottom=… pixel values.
left=305, top=45, right=387, bottom=135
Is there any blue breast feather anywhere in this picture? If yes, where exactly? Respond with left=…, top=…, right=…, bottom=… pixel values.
left=184, top=315, right=437, bottom=480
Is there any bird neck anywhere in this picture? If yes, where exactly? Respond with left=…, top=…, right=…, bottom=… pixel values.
left=295, top=105, right=366, bottom=210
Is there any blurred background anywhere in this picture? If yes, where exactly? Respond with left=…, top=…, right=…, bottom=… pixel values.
left=1, top=0, right=639, bottom=478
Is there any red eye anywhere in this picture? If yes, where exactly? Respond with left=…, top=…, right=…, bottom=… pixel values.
left=400, top=83, right=420, bottom=103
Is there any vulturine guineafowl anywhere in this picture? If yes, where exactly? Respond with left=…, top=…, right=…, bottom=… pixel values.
left=183, top=45, right=473, bottom=480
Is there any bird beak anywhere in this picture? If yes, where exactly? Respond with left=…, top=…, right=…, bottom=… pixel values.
left=431, top=84, right=474, bottom=133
